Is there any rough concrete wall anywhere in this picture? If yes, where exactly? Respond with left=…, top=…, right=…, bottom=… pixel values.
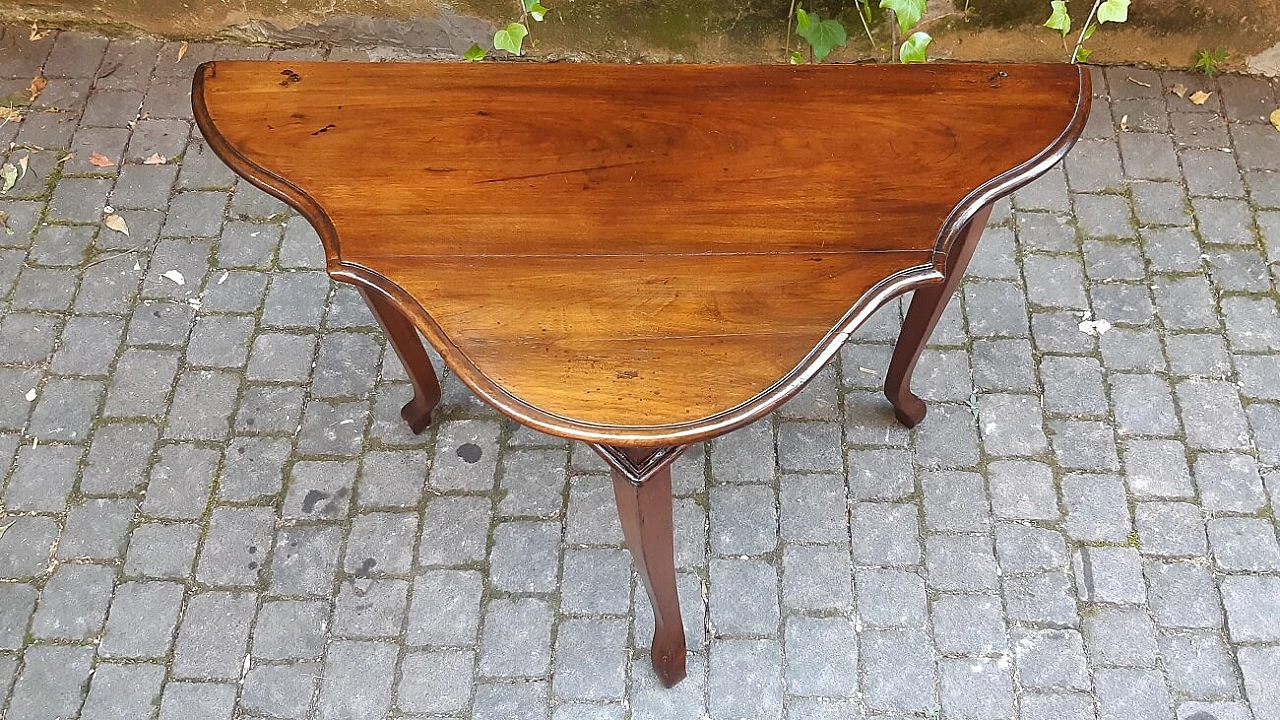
left=2, top=0, right=1279, bottom=72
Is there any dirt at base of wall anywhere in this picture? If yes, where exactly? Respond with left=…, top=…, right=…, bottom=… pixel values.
left=1, top=0, right=1278, bottom=75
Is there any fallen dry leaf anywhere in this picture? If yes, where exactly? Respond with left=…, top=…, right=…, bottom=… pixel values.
left=1171, top=83, right=1188, bottom=99
left=1079, top=318, right=1112, bottom=337
left=88, top=152, right=114, bottom=168
left=0, top=106, right=22, bottom=123
left=0, top=163, right=16, bottom=194
left=0, top=209, right=10, bottom=236
left=142, top=153, right=167, bottom=165
left=29, top=23, right=49, bottom=41
left=1119, top=115, right=1130, bottom=132
left=1126, top=76, right=1152, bottom=88
left=177, top=41, right=189, bottom=63
left=161, top=269, right=185, bottom=285
left=26, top=75, right=46, bottom=103
left=1271, top=108, right=1280, bottom=133
left=24, top=388, right=36, bottom=402
left=17, top=155, right=27, bottom=181
left=1190, top=90, right=1212, bottom=106
left=103, top=213, right=130, bottom=236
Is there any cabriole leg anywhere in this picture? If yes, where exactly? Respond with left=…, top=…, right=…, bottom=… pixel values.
left=359, top=288, right=442, bottom=434
left=608, top=447, right=687, bottom=687
left=884, top=205, right=993, bottom=428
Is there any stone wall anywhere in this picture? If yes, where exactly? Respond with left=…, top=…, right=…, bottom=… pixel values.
left=3, top=0, right=1279, bottom=73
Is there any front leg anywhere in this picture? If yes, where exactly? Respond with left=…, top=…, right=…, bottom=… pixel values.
left=600, top=445, right=688, bottom=687
left=359, top=288, right=442, bottom=434
left=884, top=205, right=992, bottom=428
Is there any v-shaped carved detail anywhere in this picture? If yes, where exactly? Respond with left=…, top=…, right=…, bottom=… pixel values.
left=590, top=444, right=688, bottom=486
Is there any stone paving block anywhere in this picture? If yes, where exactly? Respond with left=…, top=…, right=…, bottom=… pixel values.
left=1159, top=631, right=1240, bottom=699
left=710, top=558, right=780, bottom=635
left=782, top=544, right=851, bottom=612
left=49, top=316, right=124, bottom=376
left=709, top=639, right=783, bottom=720
left=0, top=582, right=37, bottom=649
left=939, top=657, right=1015, bottom=720
left=157, top=682, right=237, bottom=720
left=281, top=214, right=327, bottom=268
left=3, top=443, right=81, bottom=511
left=913, top=402, right=980, bottom=468
left=972, top=338, right=1036, bottom=392
left=316, top=640, right=398, bottom=720
left=553, top=618, right=629, bottom=701
left=565, top=475, right=624, bottom=546
left=779, top=362, right=840, bottom=420
left=931, top=593, right=1006, bottom=656
left=269, top=525, right=343, bottom=596
left=1066, top=140, right=1125, bottom=193
left=333, top=578, right=408, bottom=638
left=987, top=459, right=1059, bottom=520
left=230, top=179, right=291, bottom=219
left=253, top=599, right=329, bottom=660
left=30, top=562, right=114, bottom=640
left=1119, top=132, right=1181, bottom=180
left=406, top=569, right=482, bottom=646
left=297, top=398, right=368, bottom=454
left=1050, top=419, right=1121, bottom=471
left=1124, top=439, right=1194, bottom=498
left=1207, top=248, right=1271, bottom=292
left=777, top=420, right=842, bottom=473
left=1220, top=575, right=1280, bottom=643
left=920, top=470, right=989, bottom=531
left=710, top=484, right=777, bottom=556
left=784, top=616, right=857, bottom=698
left=242, top=662, right=318, bottom=719
left=1182, top=149, right=1246, bottom=197
left=994, top=522, right=1068, bottom=574
left=185, top=313, right=254, bottom=368
left=429, top=418, right=501, bottom=491
left=472, top=680, right=550, bottom=720
left=28, top=224, right=95, bottom=267
left=850, top=502, right=920, bottom=567
left=1207, top=517, right=1280, bottom=571
left=344, top=512, right=416, bottom=576
left=10, top=265, right=79, bottom=312
left=26, top=377, right=102, bottom=441
left=218, top=436, right=290, bottom=501
left=99, top=580, right=183, bottom=658
left=1076, top=546, right=1145, bottom=605
left=1237, top=354, right=1280, bottom=400
left=79, top=662, right=165, bottom=720
left=634, top=570, right=706, bottom=653
left=1091, top=282, right=1157, bottom=325
left=1238, top=646, right=1280, bottom=719
left=778, top=473, right=846, bottom=545
left=1014, top=165, right=1071, bottom=211
left=235, top=383, right=306, bottom=433
left=1152, top=275, right=1220, bottom=331
left=1083, top=607, right=1160, bottom=668
left=498, top=447, right=568, bottom=518
left=978, top=393, right=1048, bottom=456
left=282, top=459, right=356, bottom=519
left=914, top=347, right=974, bottom=401
left=1084, top=239, right=1147, bottom=283
left=1020, top=692, right=1096, bottom=720
left=1004, top=571, right=1080, bottom=627
left=925, top=534, right=998, bottom=592
left=855, top=568, right=926, bottom=628
left=197, top=505, right=274, bottom=586
left=1111, top=373, right=1180, bottom=436
left=479, top=597, right=554, bottom=678
left=1135, top=502, right=1207, bottom=557
left=1062, top=473, right=1132, bottom=543
left=964, top=281, right=1030, bottom=337
left=1248, top=403, right=1280, bottom=466
left=127, top=300, right=196, bottom=347
left=143, top=443, right=217, bottom=518
left=1132, top=181, right=1192, bottom=227
left=1145, top=560, right=1223, bottom=629
left=631, top=653, right=707, bottom=720
left=203, top=269, right=269, bottom=313
left=398, top=648, right=475, bottom=713
left=1194, top=453, right=1266, bottom=512
left=561, top=548, right=632, bottom=616
left=356, top=449, right=426, bottom=509
left=1014, top=628, right=1090, bottom=690
left=1222, top=296, right=1280, bottom=351
left=172, top=590, right=256, bottom=679
left=490, top=520, right=560, bottom=592
left=6, top=644, right=95, bottom=720
left=103, top=347, right=180, bottom=417
left=860, top=628, right=935, bottom=714
left=1164, top=333, right=1231, bottom=378
left=1095, top=669, right=1175, bottom=720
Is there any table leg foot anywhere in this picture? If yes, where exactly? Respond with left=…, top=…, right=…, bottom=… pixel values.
left=609, top=447, right=687, bottom=688
left=884, top=205, right=992, bottom=429
left=360, top=287, right=442, bottom=435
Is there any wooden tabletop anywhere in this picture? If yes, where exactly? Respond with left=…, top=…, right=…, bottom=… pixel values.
left=194, top=61, right=1089, bottom=445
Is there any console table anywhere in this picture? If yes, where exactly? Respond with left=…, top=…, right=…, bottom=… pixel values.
left=193, top=61, right=1089, bottom=687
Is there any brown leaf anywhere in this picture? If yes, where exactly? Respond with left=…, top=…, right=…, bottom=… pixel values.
left=1170, top=83, right=1188, bottom=99
left=1190, top=90, right=1212, bottom=106
left=26, top=75, right=46, bottom=102
left=88, top=152, right=114, bottom=168
left=0, top=106, right=22, bottom=123
left=103, top=213, right=130, bottom=236
left=29, top=23, right=49, bottom=41
left=177, top=41, right=189, bottom=63
left=1271, top=108, right=1280, bottom=133
left=1119, top=114, right=1130, bottom=132
left=142, top=153, right=167, bottom=165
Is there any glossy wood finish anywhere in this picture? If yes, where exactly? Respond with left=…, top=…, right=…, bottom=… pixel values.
left=359, top=287, right=441, bottom=433
left=193, top=61, right=1090, bottom=446
left=610, top=447, right=686, bottom=687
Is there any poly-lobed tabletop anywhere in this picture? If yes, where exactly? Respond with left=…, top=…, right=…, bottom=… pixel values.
left=194, top=61, right=1088, bottom=444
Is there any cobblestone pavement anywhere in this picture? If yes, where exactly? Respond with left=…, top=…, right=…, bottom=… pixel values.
left=2, top=23, right=1280, bottom=720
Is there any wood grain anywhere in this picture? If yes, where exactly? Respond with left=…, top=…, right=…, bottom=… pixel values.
left=194, top=61, right=1088, bottom=443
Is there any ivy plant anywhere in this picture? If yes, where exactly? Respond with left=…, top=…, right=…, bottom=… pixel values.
left=466, top=0, right=550, bottom=60
left=1044, top=0, right=1131, bottom=63
left=793, top=6, right=848, bottom=63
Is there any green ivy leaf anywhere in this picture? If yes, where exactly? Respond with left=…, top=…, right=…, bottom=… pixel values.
left=790, top=51, right=806, bottom=64
left=1082, top=23, right=1095, bottom=40
left=1096, top=0, right=1129, bottom=23
left=493, top=22, right=529, bottom=55
left=523, top=0, right=549, bottom=21
left=898, top=30, right=931, bottom=63
left=795, top=6, right=811, bottom=32
left=1075, top=45, right=1093, bottom=62
left=1043, top=0, right=1071, bottom=36
left=796, top=14, right=847, bottom=62
left=464, top=43, right=487, bottom=61
left=879, top=0, right=926, bottom=33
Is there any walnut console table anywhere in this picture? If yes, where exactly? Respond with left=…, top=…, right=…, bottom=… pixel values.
left=193, top=61, right=1089, bottom=687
